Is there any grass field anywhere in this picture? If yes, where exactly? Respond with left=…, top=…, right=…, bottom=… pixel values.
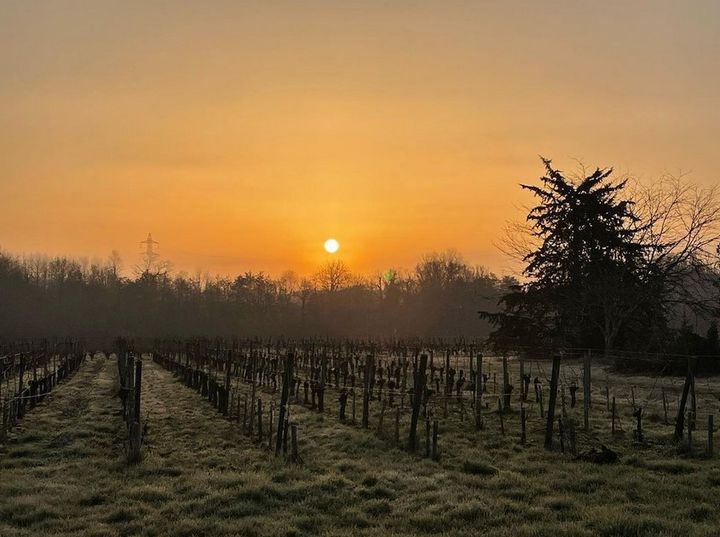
left=1, top=354, right=719, bottom=537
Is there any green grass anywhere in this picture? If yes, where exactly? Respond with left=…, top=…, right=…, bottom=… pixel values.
left=1, top=355, right=719, bottom=536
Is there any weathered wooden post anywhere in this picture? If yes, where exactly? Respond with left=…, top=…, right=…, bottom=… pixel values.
left=257, top=398, right=263, bottom=444
left=275, top=353, right=293, bottom=456
left=475, top=353, right=483, bottom=429
left=394, top=407, right=400, bottom=444
left=675, top=356, right=697, bottom=440
left=223, top=350, right=232, bottom=415
left=611, top=396, right=616, bottom=434
left=318, top=355, right=326, bottom=413
left=362, top=355, right=374, bottom=429
left=408, top=354, right=428, bottom=451
left=708, top=415, right=714, bottom=456
left=128, top=358, right=143, bottom=463
left=634, top=407, right=643, bottom=443
left=605, top=376, right=610, bottom=411
left=352, top=386, right=357, bottom=423
left=544, top=356, right=560, bottom=450
left=289, top=423, right=302, bottom=464
left=377, top=400, right=386, bottom=436
left=661, top=387, right=669, bottom=425
left=242, top=395, right=248, bottom=430
left=502, top=355, right=511, bottom=411
left=425, top=415, right=431, bottom=457
left=432, top=420, right=439, bottom=461
left=443, top=350, right=450, bottom=418
left=583, top=351, right=591, bottom=431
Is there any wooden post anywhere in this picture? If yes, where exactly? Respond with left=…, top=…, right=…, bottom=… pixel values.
left=520, top=405, right=526, bottom=446
left=443, top=350, right=450, bottom=418
left=708, top=415, right=714, bottom=456
left=675, top=357, right=697, bottom=440
left=362, top=355, right=374, bottom=429
left=268, top=404, right=273, bottom=450
left=394, top=407, right=400, bottom=444
left=408, top=354, right=428, bottom=451
left=519, top=357, right=525, bottom=401
left=352, top=387, right=356, bottom=424
left=502, top=355, right=510, bottom=412
left=425, top=415, right=431, bottom=457
left=289, top=423, right=302, bottom=464
left=257, top=398, right=263, bottom=444
left=634, top=407, right=643, bottom=442
left=133, top=358, right=142, bottom=423
left=661, top=387, right=669, bottom=425
left=544, top=357, right=560, bottom=450
left=583, top=351, right=591, bottom=431
left=224, top=350, right=232, bottom=415
left=605, top=377, right=610, bottom=411
left=611, top=396, right=616, bottom=434
left=128, top=421, right=142, bottom=463
left=242, top=395, right=248, bottom=430
left=432, top=420, right=439, bottom=461
left=377, top=400, right=386, bottom=436
left=475, top=353, right=483, bottom=429
left=275, top=353, right=293, bottom=455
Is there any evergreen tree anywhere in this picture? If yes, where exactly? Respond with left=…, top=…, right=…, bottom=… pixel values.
left=483, top=158, right=646, bottom=353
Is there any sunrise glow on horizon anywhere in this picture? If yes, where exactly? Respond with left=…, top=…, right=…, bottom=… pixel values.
left=2, top=2, right=719, bottom=278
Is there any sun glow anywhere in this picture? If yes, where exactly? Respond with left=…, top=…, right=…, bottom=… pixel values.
left=324, top=238, right=340, bottom=254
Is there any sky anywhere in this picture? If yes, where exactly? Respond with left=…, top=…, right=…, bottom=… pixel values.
left=1, top=1, right=719, bottom=278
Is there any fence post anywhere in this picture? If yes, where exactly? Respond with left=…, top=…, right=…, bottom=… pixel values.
left=362, top=355, right=374, bottom=428
left=275, top=353, right=293, bottom=455
left=708, top=415, right=714, bottom=456
left=675, top=356, right=697, bottom=440
left=394, top=407, right=400, bottom=444
left=583, top=350, right=591, bottom=431
left=544, top=356, right=561, bottom=450
left=257, top=398, right=263, bottom=444
left=408, top=354, right=428, bottom=451
left=475, top=353, right=483, bottom=429
left=502, top=355, right=511, bottom=412
left=223, top=350, right=232, bottom=415
left=134, top=359, right=142, bottom=423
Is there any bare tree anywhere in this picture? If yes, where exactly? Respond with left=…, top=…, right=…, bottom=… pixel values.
left=314, top=260, right=352, bottom=292
left=633, top=174, right=720, bottom=315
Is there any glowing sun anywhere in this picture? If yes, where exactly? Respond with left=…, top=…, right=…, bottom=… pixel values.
left=324, top=238, right=340, bottom=254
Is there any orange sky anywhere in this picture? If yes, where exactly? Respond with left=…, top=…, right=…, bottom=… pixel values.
left=1, top=1, right=719, bottom=277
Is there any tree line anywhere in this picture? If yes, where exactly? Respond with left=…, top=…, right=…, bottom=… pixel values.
left=0, top=248, right=512, bottom=340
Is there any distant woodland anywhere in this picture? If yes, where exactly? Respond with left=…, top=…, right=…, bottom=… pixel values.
left=0, top=249, right=510, bottom=340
